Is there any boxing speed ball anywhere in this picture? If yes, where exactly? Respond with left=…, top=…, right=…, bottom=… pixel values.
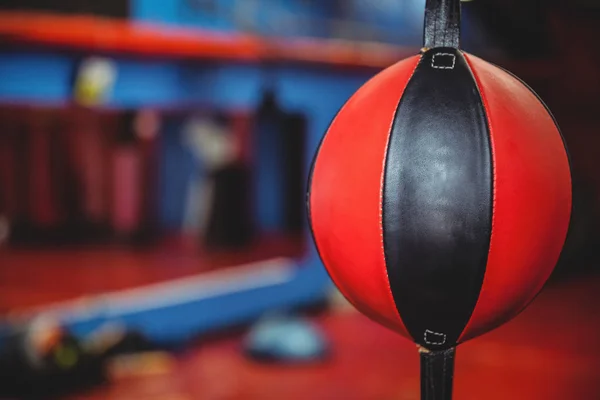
left=307, top=1, right=571, bottom=399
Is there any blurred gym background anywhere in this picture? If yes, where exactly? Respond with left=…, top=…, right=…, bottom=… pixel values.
left=1, top=0, right=600, bottom=399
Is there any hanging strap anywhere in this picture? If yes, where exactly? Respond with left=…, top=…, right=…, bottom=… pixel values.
left=420, top=346, right=456, bottom=400
left=423, top=0, right=462, bottom=49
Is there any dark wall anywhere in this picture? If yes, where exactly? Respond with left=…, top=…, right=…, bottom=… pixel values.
left=502, top=3, right=600, bottom=277
left=0, top=0, right=129, bottom=18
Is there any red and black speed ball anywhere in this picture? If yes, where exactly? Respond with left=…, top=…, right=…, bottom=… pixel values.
left=308, top=48, right=571, bottom=350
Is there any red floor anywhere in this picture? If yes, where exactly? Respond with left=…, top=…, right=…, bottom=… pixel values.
left=69, top=273, right=600, bottom=400
left=0, top=236, right=305, bottom=314
left=2, top=247, right=600, bottom=399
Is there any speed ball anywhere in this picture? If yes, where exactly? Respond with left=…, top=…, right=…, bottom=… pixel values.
left=307, top=3, right=571, bottom=398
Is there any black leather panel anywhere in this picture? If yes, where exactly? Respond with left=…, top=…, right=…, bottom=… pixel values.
left=424, top=0, right=461, bottom=49
left=383, top=48, right=492, bottom=349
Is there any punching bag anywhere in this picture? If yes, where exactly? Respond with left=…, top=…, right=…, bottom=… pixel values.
left=307, top=1, right=572, bottom=399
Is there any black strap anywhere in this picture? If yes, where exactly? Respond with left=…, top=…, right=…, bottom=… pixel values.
left=420, top=347, right=455, bottom=400
left=424, top=0, right=462, bottom=49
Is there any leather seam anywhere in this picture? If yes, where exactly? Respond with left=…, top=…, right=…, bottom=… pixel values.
left=432, top=53, right=456, bottom=70
left=458, top=52, right=496, bottom=343
left=380, top=54, right=423, bottom=338
left=424, top=329, right=447, bottom=345
left=479, top=59, right=574, bottom=327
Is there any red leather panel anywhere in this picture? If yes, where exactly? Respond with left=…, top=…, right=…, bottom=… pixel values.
left=310, top=55, right=421, bottom=338
left=459, top=54, right=572, bottom=342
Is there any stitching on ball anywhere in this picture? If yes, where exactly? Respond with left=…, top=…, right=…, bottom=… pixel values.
left=380, top=55, right=423, bottom=329
left=432, top=53, right=456, bottom=70
left=424, top=329, right=447, bottom=345
left=457, top=53, right=496, bottom=342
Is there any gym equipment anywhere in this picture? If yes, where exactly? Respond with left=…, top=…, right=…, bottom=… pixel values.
left=307, top=1, right=572, bottom=399
left=0, top=317, right=105, bottom=399
left=243, top=313, right=329, bottom=363
left=0, top=317, right=161, bottom=399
